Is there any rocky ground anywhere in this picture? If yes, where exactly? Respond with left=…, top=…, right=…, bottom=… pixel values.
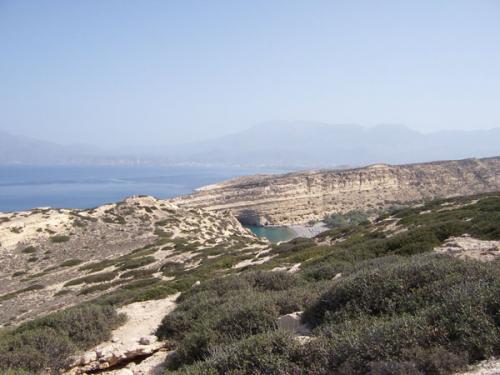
left=434, top=235, right=500, bottom=262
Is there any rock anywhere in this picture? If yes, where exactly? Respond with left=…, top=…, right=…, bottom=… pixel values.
left=271, top=266, right=287, bottom=272
left=67, top=355, right=82, bottom=367
left=112, top=369, right=134, bottom=375
left=332, top=272, right=342, bottom=280
left=434, top=235, right=500, bottom=262
left=81, top=351, right=97, bottom=365
left=296, top=335, right=314, bottom=344
left=192, top=280, right=201, bottom=287
left=138, top=335, right=158, bottom=345
left=288, top=263, right=301, bottom=273
left=277, top=311, right=310, bottom=335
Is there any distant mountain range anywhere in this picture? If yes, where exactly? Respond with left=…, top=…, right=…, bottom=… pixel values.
left=0, top=130, right=100, bottom=165
left=1, top=122, right=499, bottom=168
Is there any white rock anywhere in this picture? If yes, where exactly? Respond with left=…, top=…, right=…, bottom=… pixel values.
left=112, top=369, right=134, bottom=375
left=192, top=280, right=201, bottom=287
left=288, top=263, right=301, bottom=273
left=271, top=266, right=287, bottom=272
left=277, top=311, right=310, bottom=335
left=81, top=351, right=97, bottom=365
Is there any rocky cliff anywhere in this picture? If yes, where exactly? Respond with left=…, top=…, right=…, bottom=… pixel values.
left=174, top=156, right=500, bottom=225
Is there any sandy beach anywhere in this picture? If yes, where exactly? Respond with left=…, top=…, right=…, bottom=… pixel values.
left=289, top=222, right=329, bottom=238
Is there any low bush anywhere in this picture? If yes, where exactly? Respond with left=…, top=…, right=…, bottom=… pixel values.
left=64, top=271, right=118, bottom=287
left=0, top=284, right=44, bottom=302
left=59, top=259, right=83, bottom=267
left=324, top=210, right=369, bottom=228
left=0, top=304, right=125, bottom=373
left=173, top=331, right=303, bottom=375
left=21, top=246, right=36, bottom=254
left=49, top=235, right=70, bottom=243
left=116, top=256, right=156, bottom=271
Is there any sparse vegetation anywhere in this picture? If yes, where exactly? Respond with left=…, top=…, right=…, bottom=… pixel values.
left=0, top=284, right=44, bottom=302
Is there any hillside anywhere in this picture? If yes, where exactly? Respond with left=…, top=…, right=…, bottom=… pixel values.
left=0, top=196, right=261, bottom=325
left=0, top=190, right=499, bottom=374
left=174, top=156, right=500, bottom=225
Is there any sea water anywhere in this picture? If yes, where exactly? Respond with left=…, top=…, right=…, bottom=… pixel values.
left=0, top=165, right=284, bottom=212
left=245, top=225, right=297, bottom=243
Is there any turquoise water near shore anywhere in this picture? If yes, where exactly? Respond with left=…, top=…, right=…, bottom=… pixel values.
left=245, top=225, right=296, bottom=243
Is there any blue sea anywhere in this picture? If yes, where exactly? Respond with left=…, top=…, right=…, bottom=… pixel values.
left=0, top=165, right=284, bottom=212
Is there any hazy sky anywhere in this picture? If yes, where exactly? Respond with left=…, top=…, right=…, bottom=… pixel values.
left=1, top=0, right=500, bottom=147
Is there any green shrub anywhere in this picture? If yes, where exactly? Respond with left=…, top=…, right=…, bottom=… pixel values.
left=49, top=235, right=70, bottom=243
left=0, top=327, right=76, bottom=373
left=119, top=268, right=156, bottom=279
left=173, top=331, right=302, bottom=375
left=117, top=256, right=156, bottom=270
left=64, top=271, right=118, bottom=287
left=59, top=259, right=83, bottom=267
left=302, top=254, right=492, bottom=327
left=0, top=284, right=44, bottom=302
left=324, top=210, right=369, bottom=228
left=21, top=246, right=36, bottom=254
left=0, top=304, right=125, bottom=373
left=215, top=299, right=278, bottom=339
left=245, top=271, right=301, bottom=292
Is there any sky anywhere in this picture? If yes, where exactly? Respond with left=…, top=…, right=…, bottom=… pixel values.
left=1, top=0, right=500, bottom=148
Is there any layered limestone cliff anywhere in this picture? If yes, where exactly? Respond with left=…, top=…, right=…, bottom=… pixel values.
left=174, top=156, right=500, bottom=225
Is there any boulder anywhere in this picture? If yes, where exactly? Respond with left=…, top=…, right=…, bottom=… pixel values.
left=139, top=335, right=158, bottom=345
left=277, top=311, right=310, bottom=335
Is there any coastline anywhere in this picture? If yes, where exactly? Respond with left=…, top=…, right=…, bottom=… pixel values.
left=289, top=222, right=329, bottom=238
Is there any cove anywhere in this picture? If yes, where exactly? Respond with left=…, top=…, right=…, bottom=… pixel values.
left=244, top=225, right=297, bottom=243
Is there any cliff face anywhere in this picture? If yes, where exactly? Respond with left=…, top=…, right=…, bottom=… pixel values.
left=173, top=157, right=500, bottom=225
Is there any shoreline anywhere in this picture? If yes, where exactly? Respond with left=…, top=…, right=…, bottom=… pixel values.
left=288, top=222, right=329, bottom=238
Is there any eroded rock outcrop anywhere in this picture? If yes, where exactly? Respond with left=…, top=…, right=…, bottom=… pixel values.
left=174, top=157, right=500, bottom=225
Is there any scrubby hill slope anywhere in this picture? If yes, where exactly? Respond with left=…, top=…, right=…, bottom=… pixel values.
left=1, top=192, right=499, bottom=374
left=0, top=196, right=261, bottom=325
left=159, top=192, right=500, bottom=374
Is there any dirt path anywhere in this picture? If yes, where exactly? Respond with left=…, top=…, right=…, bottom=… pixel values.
left=66, top=294, right=179, bottom=375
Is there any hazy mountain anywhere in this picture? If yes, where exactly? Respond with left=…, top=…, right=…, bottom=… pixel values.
left=1, top=123, right=499, bottom=167
left=165, top=122, right=500, bottom=168
left=0, top=130, right=101, bottom=164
